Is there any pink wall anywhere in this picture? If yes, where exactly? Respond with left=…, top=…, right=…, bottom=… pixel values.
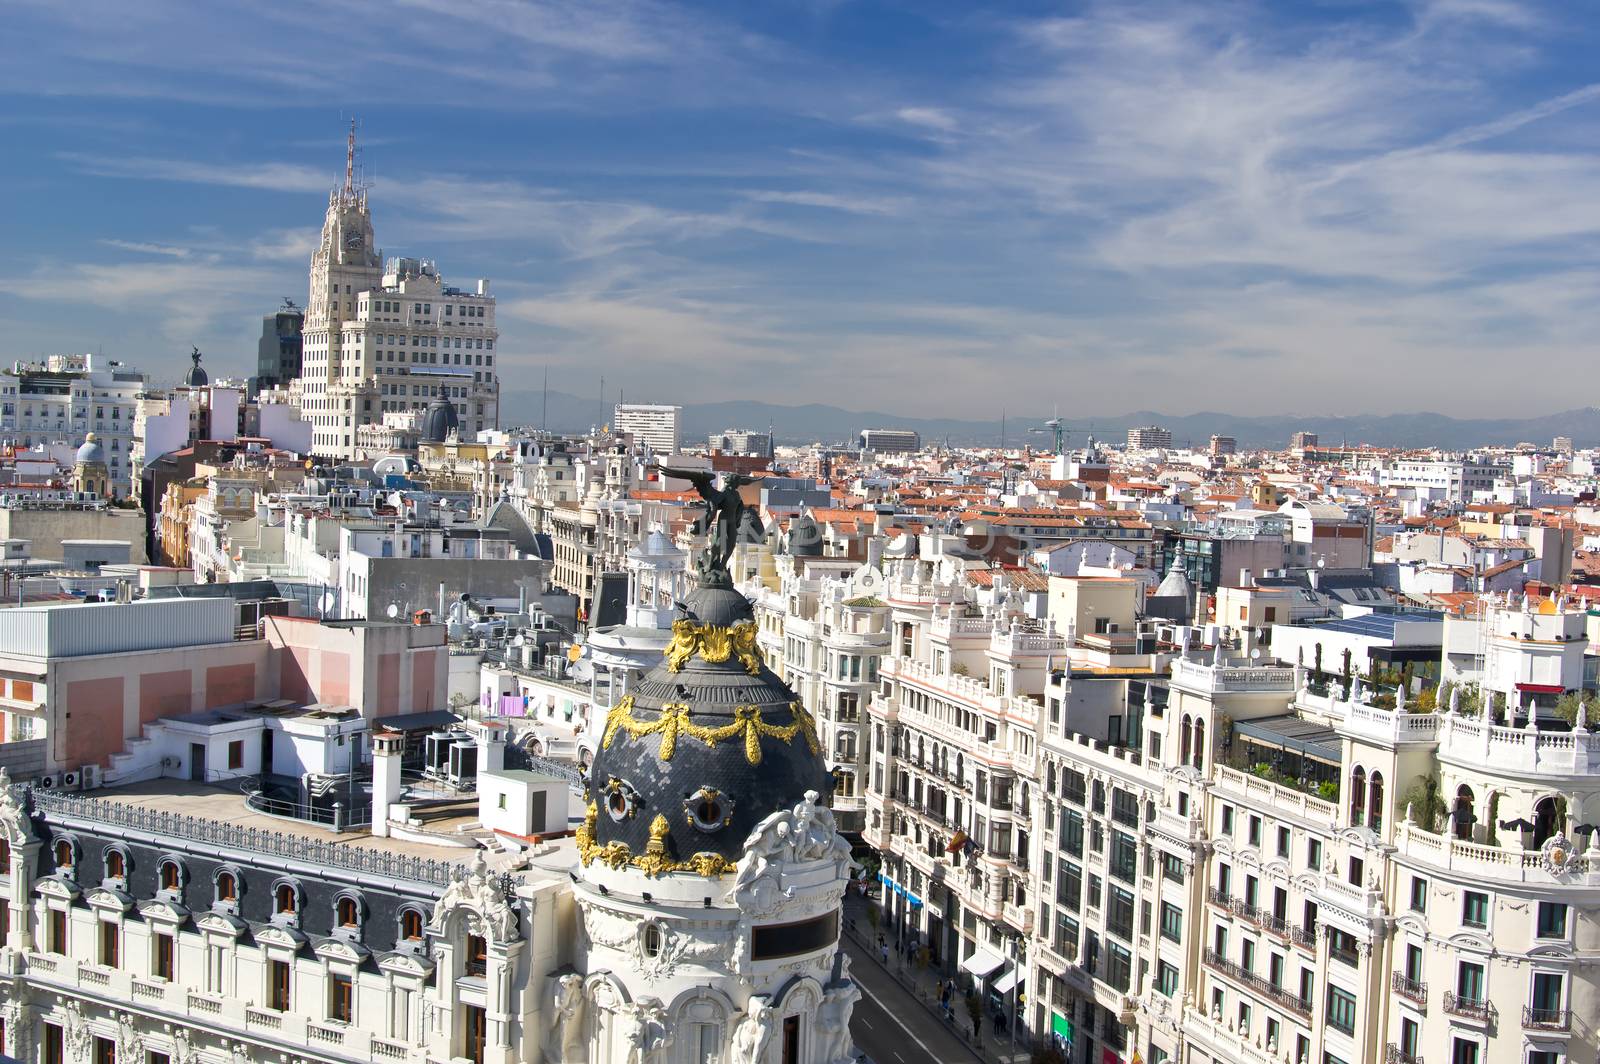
left=138, top=670, right=192, bottom=725
left=206, top=663, right=256, bottom=707
left=411, top=653, right=437, bottom=711
left=64, top=677, right=126, bottom=768
left=376, top=652, right=402, bottom=716
left=320, top=651, right=352, bottom=706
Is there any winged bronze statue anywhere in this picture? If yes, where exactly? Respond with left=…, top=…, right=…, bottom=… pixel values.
left=656, top=466, right=764, bottom=585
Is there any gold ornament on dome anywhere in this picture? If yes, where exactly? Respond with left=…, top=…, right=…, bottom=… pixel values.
left=601, top=697, right=819, bottom=765
left=663, top=619, right=764, bottom=675
left=576, top=800, right=738, bottom=878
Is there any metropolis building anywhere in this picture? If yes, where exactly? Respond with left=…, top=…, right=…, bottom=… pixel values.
left=0, top=497, right=861, bottom=1063
left=299, top=128, right=500, bottom=460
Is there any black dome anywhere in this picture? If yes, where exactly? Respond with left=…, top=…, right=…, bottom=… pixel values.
left=421, top=395, right=459, bottom=443
left=584, top=583, right=833, bottom=873
left=184, top=347, right=208, bottom=387
left=788, top=513, right=823, bottom=557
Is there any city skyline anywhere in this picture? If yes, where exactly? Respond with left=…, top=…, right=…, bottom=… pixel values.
left=2, top=0, right=1598, bottom=417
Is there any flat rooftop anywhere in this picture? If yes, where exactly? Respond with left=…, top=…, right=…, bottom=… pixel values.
left=39, top=778, right=579, bottom=885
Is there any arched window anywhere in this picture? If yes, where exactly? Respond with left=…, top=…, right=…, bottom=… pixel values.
left=1368, top=771, right=1385, bottom=833
left=1181, top=716, right=1193, bottom=765
left=1350, top=767, right=1368, bottom=827
left=53, top=839, right=73, bottom=869
left=275, top=883, right=297, bottom=914
left=337, top=896, right=360, bottom=928
left=105, top=850, right=125, bottom=879
left=216, top=871, right=238, bottom=903
left=160, top=861, right=181, bottom=892
left=401, top=909, right=425, bottom=941
left=1454, top=786, right=1476, bottom=841
left=1192, top=720, right=1206, bottom=768
left=1534, top=796, right=1562, bottom=846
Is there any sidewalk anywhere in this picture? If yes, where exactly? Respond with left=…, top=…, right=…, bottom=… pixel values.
left=843, top=896, right=1033, bottom=1064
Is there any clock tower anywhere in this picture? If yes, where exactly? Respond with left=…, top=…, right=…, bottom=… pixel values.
left=301, top=122, right=384, bottom=456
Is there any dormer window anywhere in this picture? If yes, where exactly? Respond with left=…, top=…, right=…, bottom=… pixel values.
left=160, top=861, right=181, bottom=892
left=401, top=909, right=425, bottom=942
left=53, top=840, right=73, bottom=870
left=105, top=851, right=125, bottom=880
left=217, top=872, right=237, bottom=903
left=337, top=897, right=359, bottom=928
left=276, top=884, right=297, bottom=915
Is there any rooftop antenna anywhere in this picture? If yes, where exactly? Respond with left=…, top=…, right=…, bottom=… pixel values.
left=344, top=118, right=356, bottom=198
left=541, top=365, right=549, bottom=433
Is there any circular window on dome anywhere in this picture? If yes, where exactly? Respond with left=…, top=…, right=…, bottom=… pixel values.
left=684, top=787, right=734, bottom=832
left=604, top=777, right=641, bottom=822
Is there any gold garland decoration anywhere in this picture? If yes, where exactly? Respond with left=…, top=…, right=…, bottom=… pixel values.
left=575, top=800, right=739, bottom=878
left=602, top=696, right=819, bottom=765
left=663, top=619, right=763, bottom=675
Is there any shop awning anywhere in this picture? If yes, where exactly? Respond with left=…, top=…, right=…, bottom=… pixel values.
left=1516, top=682, right=1563, bottom=694
left=960, top=946, right=1006, bottom=979
left=992, top=967, right=1023, bottom=995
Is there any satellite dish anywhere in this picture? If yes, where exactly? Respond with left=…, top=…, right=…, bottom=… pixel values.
left=320, top=592, right=335, bottom=614
left=387, top=603, right=400, bottom=619
left=1250, top=648, right=1262, bottom=660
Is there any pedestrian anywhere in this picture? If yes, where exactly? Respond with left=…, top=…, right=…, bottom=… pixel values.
left=880, top=942, right=889, bottom=965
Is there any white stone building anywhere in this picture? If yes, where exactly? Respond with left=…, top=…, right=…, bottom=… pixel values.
left=299, top=131, right=499, bottom=460
left=0, top=353, right=146, bottom=497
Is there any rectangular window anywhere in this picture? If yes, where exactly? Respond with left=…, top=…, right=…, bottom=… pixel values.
left=49, top=908, right=66, bottom=954
left=1450, top=1039, right=1479, bottom=1064
left=1326, top=985, right=1357, bottom=1034
left=269, top=959, right=291, bottom=1011
left=1221, top=805, right=1235, bottom=834
left=462, top=1004, right=487, bottom=1064
left=154, top=931, right=174, bottom=981
left=99, top=920, right=119, bottom=968
left=330, top=973, right=354, bottom=1023
left=466, top=934, right=488, bottom=977
left=1530, top=971, right=1564, bottom=1026
left=1462, top=891, right=1488, bottom=928
left=93, top=1037, right=114, bottom=1064
left=1276, top=826, right=1290, bottom=858
left=1536, top=902, right=1568, bottom=938
left=1456, top=961, right=1484, bottom=1003
left=1155, top=960, right=1178, bottom=996
left=1160, top=902, right=1183, bottom=942
left=1410, top=876, right=1427, bottom=913
left=43, top=1023, right=63, bottom=1064
left=1308, top=838, right=1322, bottom=869
left=228, top=741, right=244, bottom=770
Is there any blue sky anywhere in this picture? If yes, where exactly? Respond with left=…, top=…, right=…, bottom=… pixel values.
left=1, top=0, right=1597, bottom=419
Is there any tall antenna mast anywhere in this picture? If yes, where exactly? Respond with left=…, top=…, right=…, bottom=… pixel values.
left=344, top=119, right=357, bottom=198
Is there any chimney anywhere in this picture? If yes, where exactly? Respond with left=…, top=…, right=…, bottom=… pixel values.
left=477, top=723, right=506, bottom=774
left=370, top=731, right=405, bottom=838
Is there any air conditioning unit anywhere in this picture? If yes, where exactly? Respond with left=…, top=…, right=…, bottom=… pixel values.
left=38, top=775, right=56, bottom=790
left=160, top=756, right=180, bottom=770
left=80, top=765, right=101, bottom=790
left=61, top=771, right=80, bottom=790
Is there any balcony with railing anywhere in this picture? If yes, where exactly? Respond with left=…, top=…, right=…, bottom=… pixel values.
left=1442, top=993, right=1496, bottom=1025
left=1202, top=948, right=1312, bottom=1019
left=1522, top=1006, right=1569, bottom=1031
left=1391, top=971, right=1427, bottom=1006
left=1386, top=1045, right=1423, bottom=1064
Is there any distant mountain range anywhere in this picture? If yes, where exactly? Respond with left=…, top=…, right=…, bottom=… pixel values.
left=501, top=388, right=1600, bottom=451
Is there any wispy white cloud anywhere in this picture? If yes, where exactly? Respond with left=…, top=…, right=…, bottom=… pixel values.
left=97, top=239, right=190, bottom=259
left=741, top=190, right=907, bottom=215
left=895, top=106, right=958, bottom=132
